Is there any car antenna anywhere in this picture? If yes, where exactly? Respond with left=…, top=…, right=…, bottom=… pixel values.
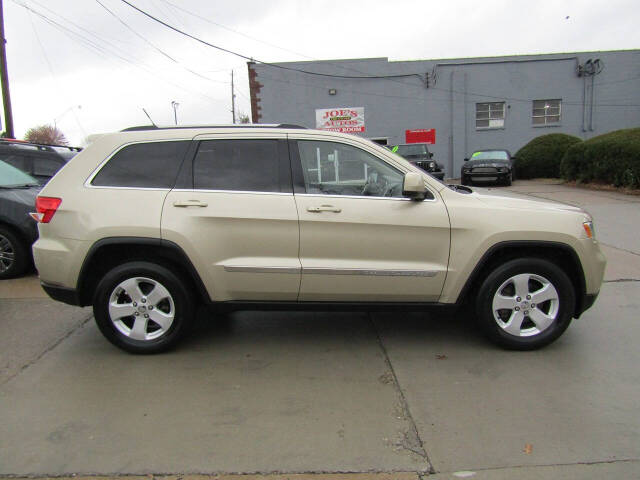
left=142, top=107, right=157, bottom=127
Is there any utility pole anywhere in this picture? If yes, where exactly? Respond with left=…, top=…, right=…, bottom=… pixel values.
left=231, top=70, right=236, bottom=124
left=0, top=0, right=15, bottom=138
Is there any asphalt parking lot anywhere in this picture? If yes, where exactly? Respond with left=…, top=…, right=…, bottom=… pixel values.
left=1, top=180, right=639, bottom=480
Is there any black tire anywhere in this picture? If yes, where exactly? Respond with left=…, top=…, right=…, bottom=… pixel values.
left=475, top=258, right=575, bottom=350
left=461, top=176, right=471, bottom=186
left=0, top=226, right=30, bottom=280
left=93, top=261, right=195, bottom=354
left=504, top=173, right=513, bottom=186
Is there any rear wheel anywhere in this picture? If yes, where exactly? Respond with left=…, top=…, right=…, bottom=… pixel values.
left=476, top=258, right=575, bottom=350
left=0, top=226, right=29, bottom=280
left=93, top=261, right=195, bottom=353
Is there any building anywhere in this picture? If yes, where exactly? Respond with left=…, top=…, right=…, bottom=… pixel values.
left=248, top=49, right=640, bottom=178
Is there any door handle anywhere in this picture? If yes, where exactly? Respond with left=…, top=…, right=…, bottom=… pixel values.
left=307, top=205, right=342, bottom=213
left=173, top=200, right=208, bottom=208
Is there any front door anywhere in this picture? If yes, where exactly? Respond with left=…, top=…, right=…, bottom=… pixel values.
left=291, top=138, right=450, bottom=302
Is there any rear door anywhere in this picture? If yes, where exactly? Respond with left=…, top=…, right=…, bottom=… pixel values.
left=161, top=133, right=300, bottom=302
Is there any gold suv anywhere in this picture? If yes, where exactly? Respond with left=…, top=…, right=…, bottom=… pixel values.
left=31, top=125, right=606, bottom=353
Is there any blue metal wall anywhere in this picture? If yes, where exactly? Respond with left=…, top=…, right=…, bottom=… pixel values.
left=249, top=50, right=640, bottom=178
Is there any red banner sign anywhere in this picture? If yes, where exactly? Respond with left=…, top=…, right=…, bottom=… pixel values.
left=405, top=129, right=436, bottom=144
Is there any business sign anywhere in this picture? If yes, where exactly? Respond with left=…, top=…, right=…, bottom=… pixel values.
left=405, top=129, right=436, bottom=144
left=316, top=107, right=365, bottom=133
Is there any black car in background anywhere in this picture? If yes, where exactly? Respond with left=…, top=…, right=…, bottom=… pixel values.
left=461, top=149, right=516, bottom=186
left=0, top=160, right=41, bottom=279
left=0, top=139, right=81, bottom=185
left=391, top=143, right=445, bottom=180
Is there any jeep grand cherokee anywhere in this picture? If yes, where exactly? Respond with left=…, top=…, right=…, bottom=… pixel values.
left=31, top=125, right=606, bottom=353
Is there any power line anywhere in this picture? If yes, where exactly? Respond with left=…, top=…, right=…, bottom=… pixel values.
left=94, top=0, right=229, bottom=85
left=157, top=0, right=319, bottom=62
left=120, top=0, right=426, bottom=82
left=27, top=8, right=87, bottom=137
left=156, top=0, right=428, bottom=83
left=11, top=0, right=223, bottom=104
left=119, top=1, right=640, bottom=107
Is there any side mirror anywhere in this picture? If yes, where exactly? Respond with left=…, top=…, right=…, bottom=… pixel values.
left=428, top=152, right=434, bottom=158
left=402, top=172, right=427, bottom=201
left=464, top=158, right=469, bottom=162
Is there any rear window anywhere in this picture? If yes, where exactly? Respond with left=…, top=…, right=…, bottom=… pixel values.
left=92, top=141, right=190, bottom=188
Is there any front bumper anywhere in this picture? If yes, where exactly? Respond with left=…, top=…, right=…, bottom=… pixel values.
left=462, top=171, right=511, bottom=183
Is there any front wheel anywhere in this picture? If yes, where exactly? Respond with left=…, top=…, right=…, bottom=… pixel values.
left=93, top=261, right=195, bottom=353
left=475, top=258, right=575, bottom=350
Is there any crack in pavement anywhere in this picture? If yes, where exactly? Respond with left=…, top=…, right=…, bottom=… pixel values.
left=1, top=458, right=636, bottom=477
left=603, top=278, right=640, bottom=283
left=438, top=457, right=640, bottom=475
left=368, top=313, right=436, bottom=475
left=0, top=313, right=94, bottom=387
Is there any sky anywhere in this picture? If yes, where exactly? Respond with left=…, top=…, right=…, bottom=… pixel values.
left=4, top=0, right=640, bottom=146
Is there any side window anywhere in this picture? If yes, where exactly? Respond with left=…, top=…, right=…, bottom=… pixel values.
left=297, top=140, right=404, bottom=198
left=193, top=139, right=282, bottom=192
left=33, top=156, right=64, bottom=177
left=92, top=141, right=189, bottom=188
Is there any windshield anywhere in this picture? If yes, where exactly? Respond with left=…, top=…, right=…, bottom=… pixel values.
left=470, top=150, right=508, bottom=160
left=0, top=159, right=38, bottom=187
left=394, top=144, right=429, bottom=156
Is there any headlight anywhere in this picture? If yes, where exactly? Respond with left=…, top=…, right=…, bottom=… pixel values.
left=583, top=221, right=595, bottom=239
left=429, top=162, right=435, bottom=169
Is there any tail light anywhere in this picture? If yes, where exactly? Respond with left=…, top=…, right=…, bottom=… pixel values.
left=31, top=197, right=62, bottom=223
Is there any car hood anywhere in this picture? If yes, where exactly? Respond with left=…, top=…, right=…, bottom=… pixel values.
left=465, top=159, right=510, bottom=167
left=472, top=187, right=586, bottom=215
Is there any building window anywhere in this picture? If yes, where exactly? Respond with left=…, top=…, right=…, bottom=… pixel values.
left=532, top=99, right=561, bottom=125
left=476, top=102, right=505, bottom=129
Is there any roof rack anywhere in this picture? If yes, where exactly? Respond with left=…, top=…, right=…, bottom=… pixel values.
left=0, top=138, right=82, bottom=151
left=121, top=124, right=307, bottom=132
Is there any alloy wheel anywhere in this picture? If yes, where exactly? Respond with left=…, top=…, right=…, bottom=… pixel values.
left=0, top=234, right=15, bottom=274
left=108, top=276, right=175, bottom=341
left=491, top=273, right=559, bottom=337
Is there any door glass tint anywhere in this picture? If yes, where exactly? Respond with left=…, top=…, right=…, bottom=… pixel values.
left=92, top=141, right=189, bottom=188
left=193, top=139, right=281, bottom=192
left=297, top=141, right=404, bottom=197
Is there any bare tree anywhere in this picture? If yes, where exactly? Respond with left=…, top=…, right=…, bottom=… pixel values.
left=24, top=124, right=68, bottom=145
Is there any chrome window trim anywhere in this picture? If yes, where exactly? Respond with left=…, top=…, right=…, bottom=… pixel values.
left=171, top=189, right=293, bottom=196
left=223, top=265, right=438, bottom=277
left=84, top=139, right=192, bottom=188
left=295, top=192, right=437, bottom=203
left=85, top=185, right=171, bottom=191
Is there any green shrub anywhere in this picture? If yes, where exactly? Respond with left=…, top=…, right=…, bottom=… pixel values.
left=514, top=133, right=582, bottom=179
left=560, top=128, right=640, bottom=189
